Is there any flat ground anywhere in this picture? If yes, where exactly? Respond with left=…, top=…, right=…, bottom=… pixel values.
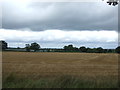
left=2, top=52, right=118, bottom=78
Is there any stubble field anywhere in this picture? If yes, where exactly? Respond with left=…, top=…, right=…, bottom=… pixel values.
left=2, top=52, right=119, bottom=88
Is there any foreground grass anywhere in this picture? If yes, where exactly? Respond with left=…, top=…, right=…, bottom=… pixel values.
left=3, top=74, right=118, bottom=88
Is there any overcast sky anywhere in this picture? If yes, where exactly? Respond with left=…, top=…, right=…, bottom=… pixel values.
left=0, top=0, right=119, bottom=48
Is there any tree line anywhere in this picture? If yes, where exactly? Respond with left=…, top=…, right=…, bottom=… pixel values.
left=64, top=44, right=118, bottom=53
left=25, top=43, right=40, bottom=52
left=0, top=40, right=120, bottom=53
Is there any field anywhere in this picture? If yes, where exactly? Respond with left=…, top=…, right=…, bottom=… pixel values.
left=2, top=52, right=119, bottom=88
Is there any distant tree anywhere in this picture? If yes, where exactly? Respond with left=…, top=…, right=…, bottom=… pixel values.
left=17, top=47, right=20, bottom=49
left=79, top=46, right=87, bottom=52
left=64, top=45, right=72, bottom=52
left=0, top=40, right=8, bottom=50
left=73, top=47, right=79, bottom=52
left=96, top=47, right=104, bottom=53
left=103, top=49, right=108, bottom=53
left=107, top=49, right=113, bottom=53
left=63, top=44, right=78, bottom=52
left=115, top=46, right=120, bottom=53
left=86, top=48, right=93, bottom=53
left=64, top=46, right=68, bottom=52
left=25, top=44, right=30, bottom=52
left=30, top=42, right=40, bottom=52
left=67, top=45, right=74, bottom=52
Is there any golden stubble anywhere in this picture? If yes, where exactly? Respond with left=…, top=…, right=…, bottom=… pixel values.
left=2, top=52, right=118, bottom=79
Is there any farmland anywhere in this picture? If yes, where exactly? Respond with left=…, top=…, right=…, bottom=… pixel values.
left=2, top=52, right=119, bottom=88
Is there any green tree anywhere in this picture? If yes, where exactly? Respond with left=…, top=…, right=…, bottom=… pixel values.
left=30, top=42, right=40, bottom=52
left=86, top=48, right=93, bottom=53
left=64, top=45, right=72, bottom=52
left=64, top=46, right=68, bottom=52
left=25, top=44, right=30, bottom=52
left=115, top=46, right=120, bottom=53
left=96, top=47, right=104, bottom=53
left=63, top=44, right=78, bottom=52
left=79, top=46, right=87, bottom=52
left=73, top=47, right=79, bottom=52
left=0, top=40, right=8, bottom=50
left=67, top=45, right=74, bottom=52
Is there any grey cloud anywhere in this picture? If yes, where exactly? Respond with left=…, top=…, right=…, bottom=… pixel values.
left=2, top=2, right=118, bottom=31
left=118, top=4, right=120, bottom=32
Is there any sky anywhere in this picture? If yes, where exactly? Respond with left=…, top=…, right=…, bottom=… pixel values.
left=0, top=0, right=119, bottom=49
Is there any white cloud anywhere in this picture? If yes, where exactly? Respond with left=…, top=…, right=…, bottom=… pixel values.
left=0, top=29, right=118, bottom=42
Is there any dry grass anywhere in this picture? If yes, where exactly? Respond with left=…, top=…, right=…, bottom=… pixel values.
left=2, top=52, right=119, bottom=88
left=2, top=52, right=118, bottom=78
